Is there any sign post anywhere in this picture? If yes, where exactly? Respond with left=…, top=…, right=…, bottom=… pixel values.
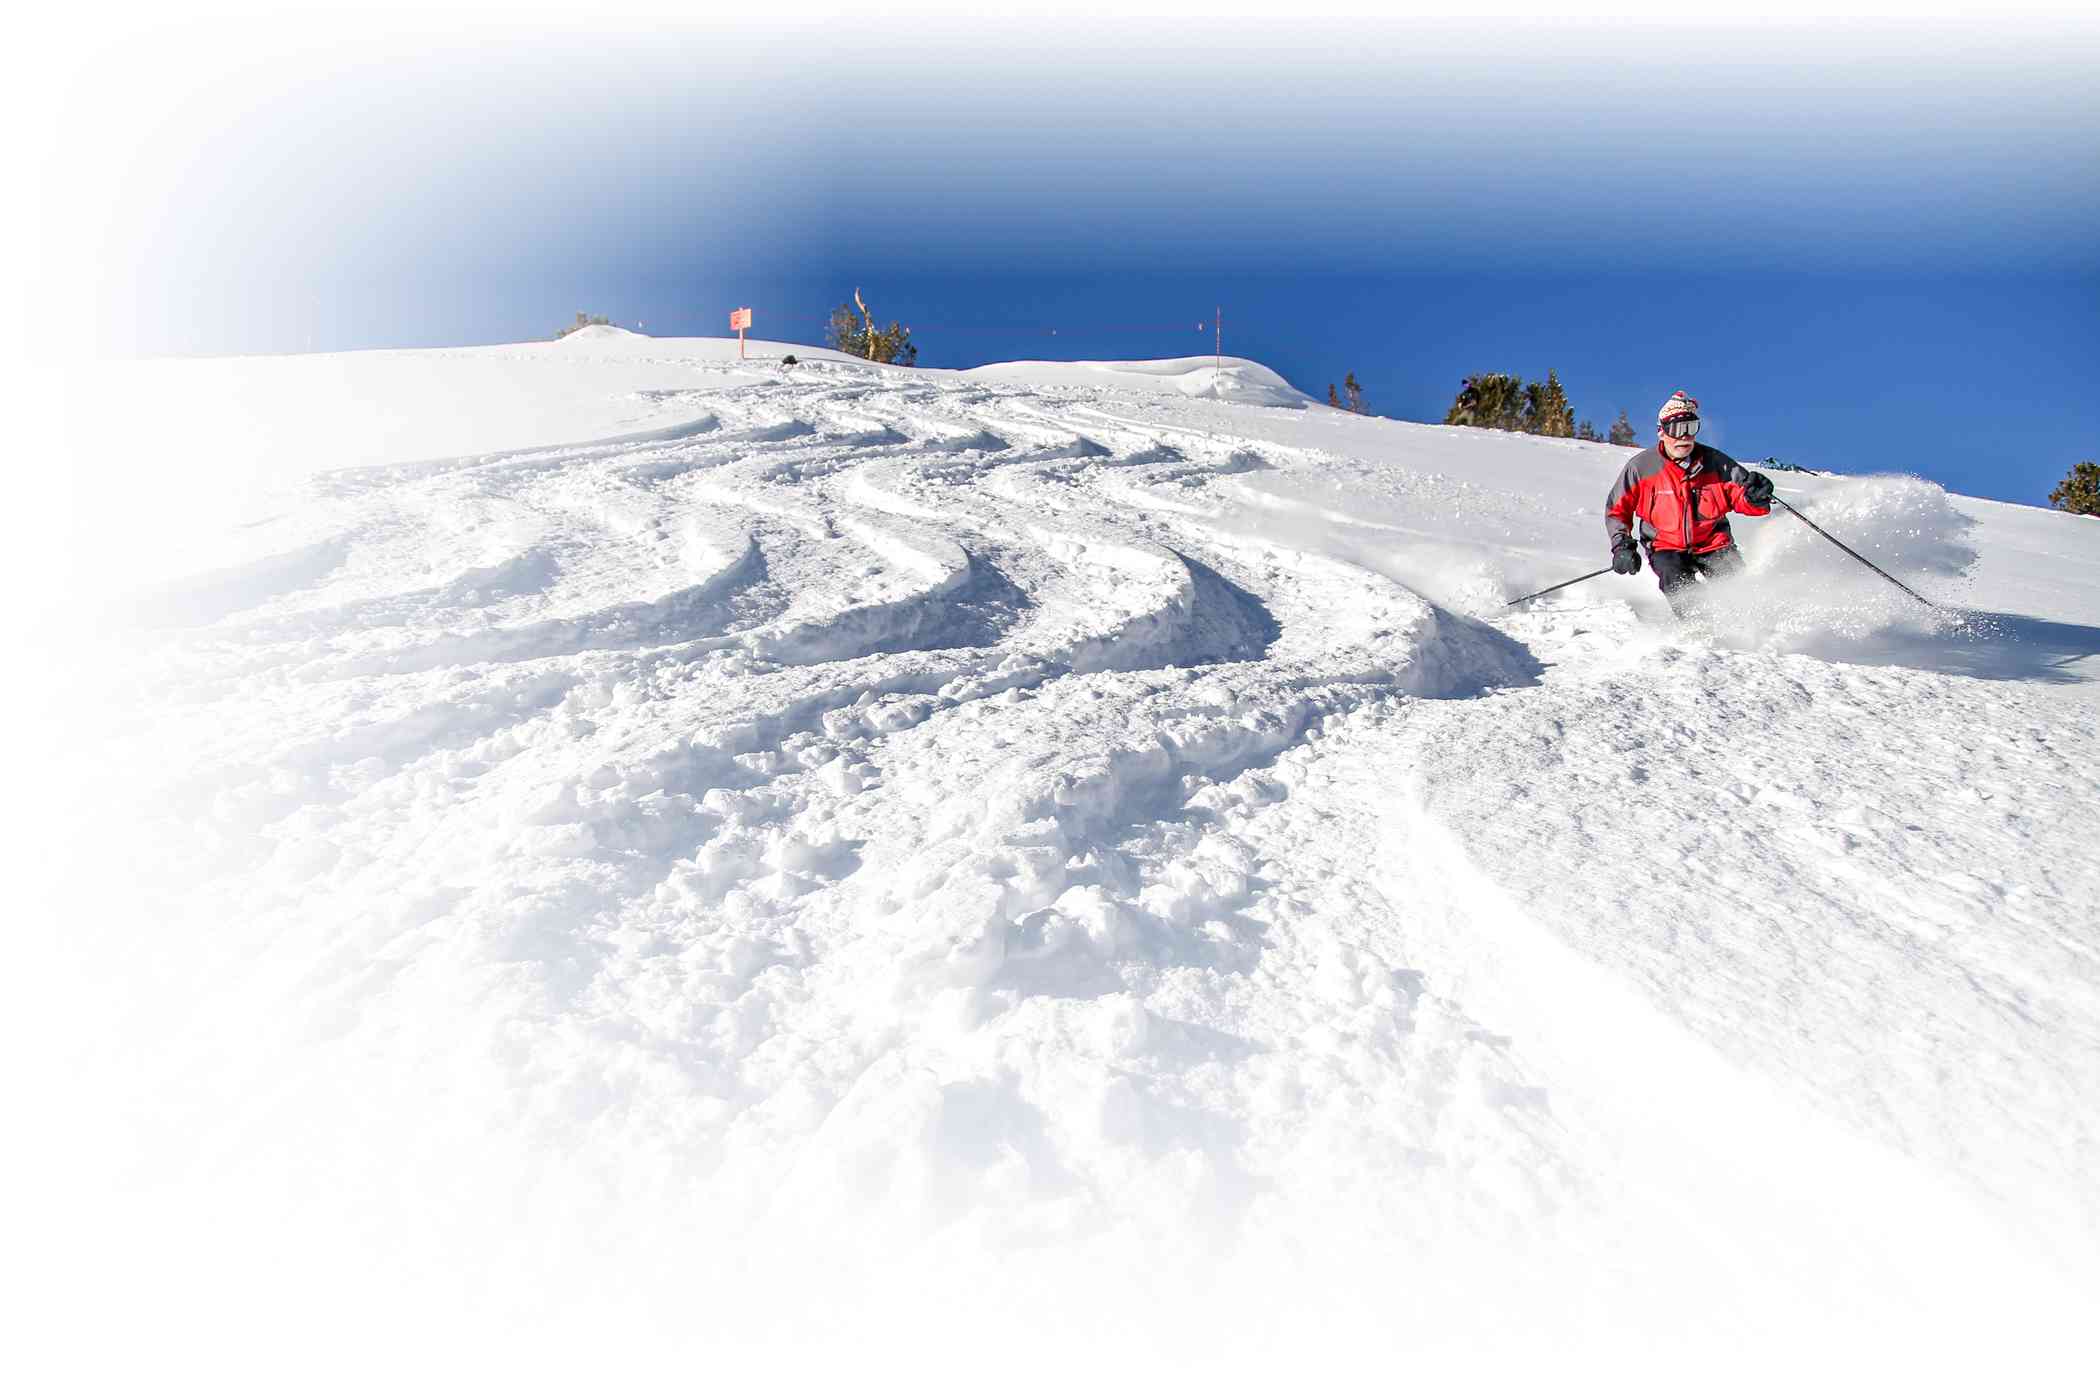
left=729, top=307, right=752, bottom=359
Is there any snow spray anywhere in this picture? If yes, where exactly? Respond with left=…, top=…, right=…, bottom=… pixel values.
left=1696, top=474, right=1978, bottom=654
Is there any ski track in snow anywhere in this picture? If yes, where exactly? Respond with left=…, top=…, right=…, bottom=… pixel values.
left=39, top=351, right=2100, bottom=1380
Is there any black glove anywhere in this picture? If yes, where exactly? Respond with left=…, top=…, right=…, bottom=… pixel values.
left=1611, top=541, right=1642, bottom=575
left=1743, top=471, right=1775, bottom=507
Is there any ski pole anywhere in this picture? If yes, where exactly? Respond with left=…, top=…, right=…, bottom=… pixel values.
left=1770, top=497, right=1939, bottom=611
left=1503, top=567, right=1613, bottom=610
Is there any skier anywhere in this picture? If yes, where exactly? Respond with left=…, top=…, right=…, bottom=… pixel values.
left=1605, top=391, right=1776, bottom=615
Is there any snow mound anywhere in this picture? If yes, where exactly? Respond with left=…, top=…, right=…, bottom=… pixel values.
left=553, top=322, right=650, bottom=344
left=965, top=353, right=1312, bottom=407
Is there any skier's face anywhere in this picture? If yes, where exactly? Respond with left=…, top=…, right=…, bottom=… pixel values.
left=1659, top=425, right=1696, bottom=462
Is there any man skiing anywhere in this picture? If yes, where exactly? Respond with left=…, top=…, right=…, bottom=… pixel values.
left=1605, top=390, right=1776, bottom=615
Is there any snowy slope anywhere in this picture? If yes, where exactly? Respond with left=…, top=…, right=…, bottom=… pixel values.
left=18, top=332, right=2099, bottom=1395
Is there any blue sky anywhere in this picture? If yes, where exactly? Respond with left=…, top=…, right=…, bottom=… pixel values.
left=46, top=9, right=2100, bottom=506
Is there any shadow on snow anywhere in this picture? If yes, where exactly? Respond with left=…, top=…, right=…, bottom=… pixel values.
left=1793, top=609, right=2100, bottom=685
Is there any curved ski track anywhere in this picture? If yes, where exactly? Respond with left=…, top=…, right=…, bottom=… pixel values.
left=106, top=368, right=1546, bottom=1222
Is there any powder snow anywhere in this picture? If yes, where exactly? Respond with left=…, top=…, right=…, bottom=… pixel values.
left=16, top=332, right=2099, bottom=1396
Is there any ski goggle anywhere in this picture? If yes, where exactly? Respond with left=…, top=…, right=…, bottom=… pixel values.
left=1660, top=416, right=1701, bottom=440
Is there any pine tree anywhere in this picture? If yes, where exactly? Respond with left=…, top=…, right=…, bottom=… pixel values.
left=1518, top=373, right=1576, bottom=437
left=1608, top=410, right=1638, bottom=447
left=1445, top=374, right=1526, bottom=432
left=2050, top=460, right=2100, bottom=516
left=1577, top=419, right=1603, bottom=442
left=1328, top=384, right=1341, bottom=408
left=1537, top=370, right=1575, bottom=437
left=1491, top=377, right=1524, bottom=430
left=824, top=289, right=918, bottom=366
left=1344, top=371, right=1367, bottom=415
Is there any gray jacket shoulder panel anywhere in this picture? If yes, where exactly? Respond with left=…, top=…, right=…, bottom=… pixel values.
left=1624, top=446, right=1666, bottom=477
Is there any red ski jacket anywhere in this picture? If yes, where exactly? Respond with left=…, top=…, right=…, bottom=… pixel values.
left=1605, top=444, right=1769, bottom=556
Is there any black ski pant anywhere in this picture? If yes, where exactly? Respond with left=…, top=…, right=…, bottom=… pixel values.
left=1647, top=541, right=1744, bottom=615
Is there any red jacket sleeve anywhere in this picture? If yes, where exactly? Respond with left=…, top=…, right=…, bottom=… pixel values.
left=1721, top=479, right=1771, bottom=518
left=1709, top=450, right=1771, bottom=519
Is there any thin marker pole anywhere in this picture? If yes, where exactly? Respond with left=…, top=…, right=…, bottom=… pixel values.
left=1503, top=567, right=1614, bottom=610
